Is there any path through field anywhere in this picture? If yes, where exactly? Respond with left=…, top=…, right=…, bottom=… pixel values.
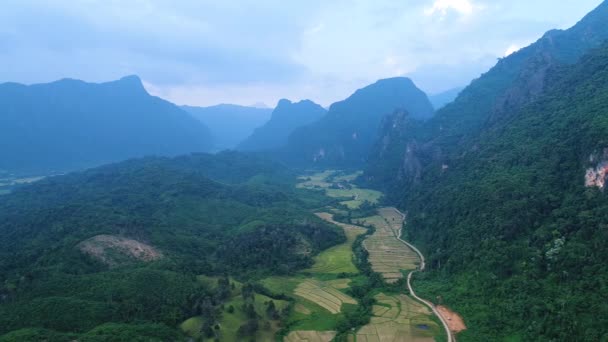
left=389, top=207, right=455, bottom=342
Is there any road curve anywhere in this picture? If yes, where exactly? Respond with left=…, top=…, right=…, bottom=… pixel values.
left=390, top=207, right=455, bottom=342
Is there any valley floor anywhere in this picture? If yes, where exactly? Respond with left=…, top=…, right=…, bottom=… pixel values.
left=180, top=170, right=463, bottom=341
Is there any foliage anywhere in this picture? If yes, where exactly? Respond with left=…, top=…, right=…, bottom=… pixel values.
left=403, top=44, right=608, bottom=340
left=0, top=76, right=212, bottom=174
left=282, top=78, right=434, bottom=168
left=0, top=152, right=344, bottom=337
left=237, top=99, right=327, bottom=151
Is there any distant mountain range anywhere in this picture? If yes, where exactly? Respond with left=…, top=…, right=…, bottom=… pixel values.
left=0, top=75, right=212, bottom=174
left=428, top=86, right=464, bottom=110
left=237, top=99, right=326, bottom=151
left=281, top=77, right=434, bottom=167
left=182, top=104, right=272, bottom=150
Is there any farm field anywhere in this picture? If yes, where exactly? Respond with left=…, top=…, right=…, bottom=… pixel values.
left=261, top=275, right=359, bottom=333
left=352, top=293, right=441, bottom=342
left=285, top=330, right=337, bottom=342
left=297, top=170, right=382, bottom=209
left=294, top=279, right=358, bottom=314
left=306, top=212, right=366, bottom=274
left=358, top=210, right=419, bottom=283
left=261, top=171, right=440, bottom=341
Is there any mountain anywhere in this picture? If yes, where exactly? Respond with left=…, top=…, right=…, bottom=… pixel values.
left=364, top=2, right=608, bottom=340
left=0, top=76, right=212, bottom=175
left=428, top=86, right=464, bottom=110
left=0, top=152, right=343, bottom=340
left=407, top=41, right=608, bottom=342
left=365, top=1, right=608, bottom=197
left=182, top=104, right=272, bottom=150
left=237, top=99, right=326, bottom=151
left=282, top=77, right=434, bottom=167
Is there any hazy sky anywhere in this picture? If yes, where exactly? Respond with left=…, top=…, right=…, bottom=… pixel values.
left=0, top=0, right=603, bottom=107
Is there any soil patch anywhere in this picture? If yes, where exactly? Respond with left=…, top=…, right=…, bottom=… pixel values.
left=437, top=305, right=466, bottom=333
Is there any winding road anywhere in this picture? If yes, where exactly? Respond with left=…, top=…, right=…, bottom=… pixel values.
left=390, top=207, right=455, bottom=342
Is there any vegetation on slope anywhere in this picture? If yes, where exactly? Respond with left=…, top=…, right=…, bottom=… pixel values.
left=238, top=99, right=327, bottom=152
left=0, top=152, right=344, bottom=339
left=283, top=77, right=434, bottom=168
left=405, top=43, right=608, bottom=341
left=0, top=75, right=213, bottom=174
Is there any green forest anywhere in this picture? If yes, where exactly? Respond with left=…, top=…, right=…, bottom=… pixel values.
left=386, top=39, right=608, bottom=342
left=0, top=152, right=345, bottom=340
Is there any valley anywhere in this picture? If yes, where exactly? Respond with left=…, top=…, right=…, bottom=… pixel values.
left=2, top=3, right=608, bottom=340
left=177, top=169, right=454, bottom=341
left=277, top=171, right=452, bottom=341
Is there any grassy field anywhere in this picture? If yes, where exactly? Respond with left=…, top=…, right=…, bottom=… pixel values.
left=297, top=170, right=382, bottom=209
left=352, top=293, right=441, bottom=342
left=357, top=209, right=419, bottom=283
left=181, top=276, right=288, bottom=341
left=297, top=170, right=336, bottom=189
left=326, top=187, right=383, bottom=209
left=306, top=213, right=366, bottom=274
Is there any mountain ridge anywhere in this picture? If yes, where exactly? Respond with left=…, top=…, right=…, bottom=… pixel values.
left=237, top=98, right=326, bottom=151
left=0, top=75, right=213, bottom=174
left=281, top=77, right=434, bottom=167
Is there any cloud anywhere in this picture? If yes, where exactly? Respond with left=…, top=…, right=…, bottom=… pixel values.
left=425, top=0, right=476, bottom=17
left=0, top=0, right=604, bottom=106
left=504, top=44, right=522, bottom=56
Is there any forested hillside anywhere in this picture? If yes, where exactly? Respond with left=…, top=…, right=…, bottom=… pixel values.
left=283, top=77, right=434, bottom=168
left=237, top=99, right=326, bottom=151
left=0, top=152, right=344, bottom=340
left=387, top=30, right=608, bottom=342
left=365, top=1, right=608, bottom=198
left=0, top=76, right=213, bottom=175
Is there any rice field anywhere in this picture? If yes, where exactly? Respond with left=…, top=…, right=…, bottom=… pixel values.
left=358, top=208, right=419, bottom=283
left=260, top=276, right=342, bottom=331
left=294, top=279, right=357, bottom=314
left=354, top=293, right=440, bottom=342
left=285, top=330, right=337, bottom=342
left=306, top=212, right=366, bottom=274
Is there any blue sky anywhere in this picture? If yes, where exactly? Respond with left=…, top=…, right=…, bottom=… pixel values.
left=0, top=0, right=603, bottom=107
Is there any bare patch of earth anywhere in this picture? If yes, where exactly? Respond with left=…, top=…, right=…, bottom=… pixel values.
left=78, top=234, right=162, bottom=267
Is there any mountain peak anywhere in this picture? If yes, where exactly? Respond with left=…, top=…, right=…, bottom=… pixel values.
left=276, top=99, right=293, bottom=108
left=119, top=74, right=142, bottom=84
left=114, top=75, right=146, bottom=93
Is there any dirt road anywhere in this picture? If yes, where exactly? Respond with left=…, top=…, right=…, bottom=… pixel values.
left=389, top=207, right=455, bottom=342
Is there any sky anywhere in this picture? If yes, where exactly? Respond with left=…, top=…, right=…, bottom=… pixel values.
left=0, top=0, right=603, bottom=107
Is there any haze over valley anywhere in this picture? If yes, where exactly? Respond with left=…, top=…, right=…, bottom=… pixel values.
left=1, top=1, right=608, bottom=341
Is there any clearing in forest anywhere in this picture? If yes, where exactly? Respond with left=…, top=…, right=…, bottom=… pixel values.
left=307, top=212, right=366, bottom=274
left=297, top=170, right=382, bottom=209
left=358, top=208, right=419, bottom=283
left=353, top=293, right=440, bottom=342
left=181, top=276, right=289, bottom=342
left=437, top=305, right=467, bottom=333
left=77, top=234, right=163, bottom=267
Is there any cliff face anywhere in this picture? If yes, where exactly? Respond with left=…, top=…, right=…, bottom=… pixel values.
left=585, top=149, right=608, bottom=189
left=282, top=77, right=434, bottom=168
left=366, top=1, right=608, bottom=202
